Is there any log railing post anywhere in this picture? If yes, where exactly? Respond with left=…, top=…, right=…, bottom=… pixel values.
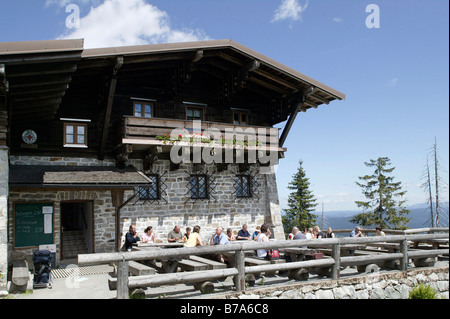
left=233, top=248, right=245, bottom=293
left=117, top=258, right=130, bottom=299
left=331, top=243, right=340, bottom=280
left=400, top=238, right=409, bottom=271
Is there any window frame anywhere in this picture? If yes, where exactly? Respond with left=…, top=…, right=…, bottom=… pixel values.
left=233, top=111, right=249, bottom=126
left=63, top=122, right=88, bottom=148
left=138, top=174, right=160, bottom=201
left=236, top=175, right=252, bottom=198
left=189, top=174, right=209, bottom=200
left=185, top=104, right=205, bottom=121
left=133, top=100, right=154, bottom=118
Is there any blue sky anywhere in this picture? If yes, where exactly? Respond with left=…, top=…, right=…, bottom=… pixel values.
left=1, top=0, right=449, bottom=212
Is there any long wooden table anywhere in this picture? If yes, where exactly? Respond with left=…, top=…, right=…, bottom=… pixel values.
left=133, top=242, right=185, bottom=273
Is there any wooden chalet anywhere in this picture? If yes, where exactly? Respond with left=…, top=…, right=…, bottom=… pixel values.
left=0, top=39, right=344, bottom=268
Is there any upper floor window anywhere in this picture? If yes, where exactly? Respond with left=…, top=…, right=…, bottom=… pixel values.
left=134, top=101, right=153, bottom=118
left=64, top=122, right=88, bottom=148
left=186, top=106, right=204, bottom=121
left=233, top=111, right=248, bottom=125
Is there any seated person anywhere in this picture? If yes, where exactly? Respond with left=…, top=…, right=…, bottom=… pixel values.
left=237, top=224, right=251, bottom=240
left=227, top=228, right=236, bottom=241
left=183, top=227, right=191, bottom=242
left=141, top=226, right=155, bottom=243
left=124, top=224, right=140, bottom=251
left=184, top=225, right=203, bottom=247
left=168, top=225, right=183, bottom=242
left=210, top=226, right=229, bottom=263
left=350, top=226, right=364, bottom=237
left=256, top=224, right=270, bottom=258
left=252, top=226, right=261, bottom=240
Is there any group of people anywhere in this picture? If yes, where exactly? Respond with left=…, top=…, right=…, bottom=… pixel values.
left=123, top=223, right=268, bottom=253
left=287, top=226, right=335, bottom=240
left=124, top=223, right=387, bottom=252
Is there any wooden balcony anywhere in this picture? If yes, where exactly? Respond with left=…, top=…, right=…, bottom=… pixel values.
left=119, top=116, right=286, bottom=154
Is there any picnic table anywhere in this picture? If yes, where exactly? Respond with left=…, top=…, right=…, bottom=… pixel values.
left=133, top=242, right=185, bottom=273
left=365, top=242, right=401, bottom=253
left=282, top=247, right=320, bottom=262
left=411, top=238, right=449, bottom=250
left=315, top=244, right=367, bottom=257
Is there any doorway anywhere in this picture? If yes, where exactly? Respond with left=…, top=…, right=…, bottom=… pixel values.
left=60, top=201, right=93, bottom=261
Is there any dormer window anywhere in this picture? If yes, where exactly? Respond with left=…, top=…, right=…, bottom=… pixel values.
left=133, top=99, right=154, bottom=118
left=63, top=122, right=88, bottom=148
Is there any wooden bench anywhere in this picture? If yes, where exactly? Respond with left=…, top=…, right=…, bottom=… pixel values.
left=178, top=259, right=209, bottom=272
left=128, top=261, right=156, bottom=276
left=188, top=255, right=227, bottom=270
left=11, top=260, right=30, bottom=293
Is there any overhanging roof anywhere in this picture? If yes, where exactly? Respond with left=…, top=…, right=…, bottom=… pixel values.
left=82, top=39, right=345, bottom=104
left=0, top=39, right=84, bottom=122
left=9, top=165, right=152, bottom=189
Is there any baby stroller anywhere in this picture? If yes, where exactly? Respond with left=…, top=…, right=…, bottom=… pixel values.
left=33, top=250, right=53, bottom=289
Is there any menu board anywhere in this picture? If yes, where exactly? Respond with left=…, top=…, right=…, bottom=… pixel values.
left=14, top=202, right=54, bottom=249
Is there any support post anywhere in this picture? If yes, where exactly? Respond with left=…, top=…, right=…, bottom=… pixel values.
left=400, top=238, right=409, bottom=271
left=331, top=243, right=340, bottom=280
left=233, top=249, right=245, bottom=293
left=116, top=258, right=129, bottom=299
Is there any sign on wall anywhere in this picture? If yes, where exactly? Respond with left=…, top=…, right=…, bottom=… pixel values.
left=13, top=202, right=54, bottom=249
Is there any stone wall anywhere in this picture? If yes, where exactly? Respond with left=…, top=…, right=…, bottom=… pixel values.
left=120, top=160, right=284, bottom=245
left=8, top=189, right=117, bottom=265
left=0, top=147, right=8, bottom=293
left=215, top=267, right=449, bottom=300
left=7, top=156, right=285, bottom=264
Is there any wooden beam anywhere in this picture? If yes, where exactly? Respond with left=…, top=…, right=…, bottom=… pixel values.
left=7, top=65, right=77, bottom=78
left=254, top=68, right=298, bottom=90
left=248, top=76, right=291, bottom=95
left=9, top=76, right=72, bottom=89
left=8, top=84, right=69, bottom=96
left=11, top=91, right=66, bottom=102
left=12, top=98, right=62, bottom=108
left=99, top=56, right=123, bottom=160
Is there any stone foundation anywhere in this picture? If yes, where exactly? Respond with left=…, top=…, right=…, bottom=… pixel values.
left=212, top=267, right=449, bottom=300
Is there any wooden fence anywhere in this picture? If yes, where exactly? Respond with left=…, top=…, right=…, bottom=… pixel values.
left=78, top=230, right=449, bottom=299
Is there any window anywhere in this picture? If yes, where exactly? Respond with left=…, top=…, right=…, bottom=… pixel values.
left=138, top=174, right=160, bottom=201
left=189, top=175, right=208, bottom=200
left=233, top=112, right=248, bottom=125
left=134, top=101, right=153, bottom=118
left=186, top=106, right=204, bottom=121
left=64, top=123, right=88, bottom=147
left=236, top=175, right=252, bottom=198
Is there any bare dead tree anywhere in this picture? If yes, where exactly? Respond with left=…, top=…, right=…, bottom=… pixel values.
left=421, top=156, right=435, bottom=227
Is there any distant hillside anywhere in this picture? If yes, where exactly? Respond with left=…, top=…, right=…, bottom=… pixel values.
left=315, top=202, right=449, bottom=230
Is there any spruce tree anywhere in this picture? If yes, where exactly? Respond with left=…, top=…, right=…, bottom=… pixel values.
left=352, top=157, right=411, bottom=230
left=282, top=160, right=318, bottom=235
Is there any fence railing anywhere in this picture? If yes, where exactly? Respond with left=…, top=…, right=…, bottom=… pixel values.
left=78, top=231, right=449, bottom=299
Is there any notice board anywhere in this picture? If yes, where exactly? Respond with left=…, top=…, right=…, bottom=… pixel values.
left=14, top=202, right=54, bottom=249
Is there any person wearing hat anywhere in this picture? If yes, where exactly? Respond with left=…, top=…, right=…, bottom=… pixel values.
left=252, top=226, right=261, bottom=241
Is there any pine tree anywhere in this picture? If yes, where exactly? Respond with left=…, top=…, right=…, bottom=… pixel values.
left=351, top=157, right=411, bottom=230
left=282, top=160, right=318, bottom=234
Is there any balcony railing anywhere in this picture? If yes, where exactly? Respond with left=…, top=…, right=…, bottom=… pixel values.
left=121, top=116, right=286, bottom=153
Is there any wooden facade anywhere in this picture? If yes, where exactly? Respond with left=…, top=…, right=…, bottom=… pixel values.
left=0, top=39, right=344, bottom=269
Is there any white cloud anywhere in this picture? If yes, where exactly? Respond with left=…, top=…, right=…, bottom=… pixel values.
left=271, top=0, right=309, bottom=24
left=57, top=0, right=210, bottom=49
left=332, top=17, right=343, bottom=23
left=390, top=77, right=399, bottom=86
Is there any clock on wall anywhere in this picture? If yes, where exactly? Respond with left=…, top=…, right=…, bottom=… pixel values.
left=22, top=129, right=38, bottom=145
